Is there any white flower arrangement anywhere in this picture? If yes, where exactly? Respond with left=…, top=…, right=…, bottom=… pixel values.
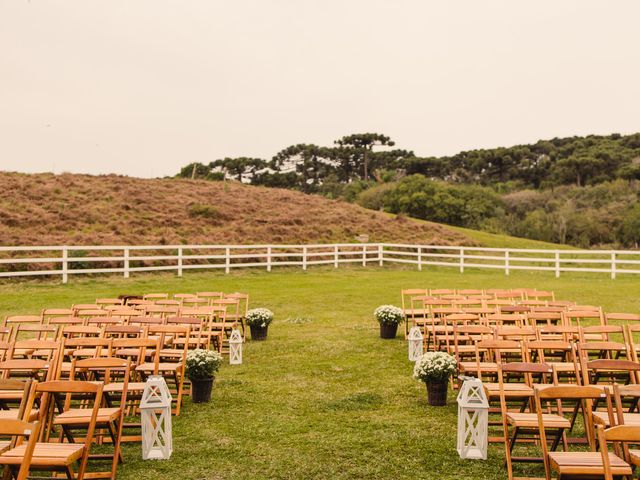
left=185, top=349, right=223, bottom=380
left=374, top=305, right=405, bottom=326
left=413, top=352, right=457, bottom=383
left=246, top=308, right=274, bottom=327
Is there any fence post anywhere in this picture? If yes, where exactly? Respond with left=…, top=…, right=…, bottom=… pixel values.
left=267, top=246, right=272, bottom=272
left=378, top=244, right=383, bottom=267
left=62, top=246, right=68, bottom=284
left=177, top=247, right=183, bottom=277
left=362, top=245, right=367, bottom=267
left=303, top=246, right=308, bottom=271
left=504, top=250, right=510, bottom=276
left=459, top=247, right=465, bottom=273
left=123, top=248, right=130, bottom=278
left=555, top=251, right=560, bottom=278
left=611, top=252, right=616, bottom=280
left=334, top=245, right=339, bottom=268
left=225, top=247, right=230, bottom=274
left=418, top=246, right=422, bottom=271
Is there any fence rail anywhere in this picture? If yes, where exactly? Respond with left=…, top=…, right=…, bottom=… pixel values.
left=0, top=243, right=638, bottom=283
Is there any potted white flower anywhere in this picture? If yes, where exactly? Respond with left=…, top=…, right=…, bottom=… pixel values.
left=374, top=305, right=405, bottom=339
left=413, top=352, right=457, bottom=406
left=246, top=308, right=274, bottom=341
left=186, top=349, right=223, bottom=403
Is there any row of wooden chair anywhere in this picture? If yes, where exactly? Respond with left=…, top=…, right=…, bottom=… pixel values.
left=0, top=366, right=130, bottom=478
left=498, top=374, right=640, bottom=479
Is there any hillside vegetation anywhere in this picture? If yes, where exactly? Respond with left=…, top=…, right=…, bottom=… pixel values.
left=0, top=172, right=471, bottom=247
left=179, top=132, right=640, bottom=248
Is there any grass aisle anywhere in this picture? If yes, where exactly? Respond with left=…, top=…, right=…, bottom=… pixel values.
left=1, top=266, right=639, bottom=479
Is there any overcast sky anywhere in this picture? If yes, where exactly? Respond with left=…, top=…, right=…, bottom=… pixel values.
left=1, top=1, right=639, bottom=178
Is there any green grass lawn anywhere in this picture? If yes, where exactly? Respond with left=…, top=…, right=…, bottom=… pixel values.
left=1, top=266, right=639, bottom=479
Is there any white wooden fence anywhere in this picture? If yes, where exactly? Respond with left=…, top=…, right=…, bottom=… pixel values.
left=0, top=244, right=638, bottom=283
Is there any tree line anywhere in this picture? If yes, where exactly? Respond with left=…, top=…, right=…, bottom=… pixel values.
left=177, top=132, right=640, bottom=248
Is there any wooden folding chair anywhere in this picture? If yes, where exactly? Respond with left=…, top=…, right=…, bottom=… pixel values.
left=135, top=326, right=188, bottom=415
left=70, top=357, right=130, bottom=478
left=535, top=385, right=614, bottom=480
left=41, top=309, right=76, bottom=325
left=498, top=362, right=568, bottom=479
left=196, top=291, right=225, bottom=305
left=596, top=384, right=640, bottom=428
left=525, top=340, right=580, bottom=385
left=597, top=424, right=639, bottom=480
left=166, top=317, right=212, bottom=351
left=95, top=298, right=123, bottom=308
left=13, top=380, right=103, bottom=480
left=0, top=418, right=41, bottom=480
left=453, top=325, right=494, bottom=376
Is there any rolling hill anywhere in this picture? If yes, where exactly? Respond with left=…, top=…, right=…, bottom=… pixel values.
left=0, top=172, right=474, bottom=247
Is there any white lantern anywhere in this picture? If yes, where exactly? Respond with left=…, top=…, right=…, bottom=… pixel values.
left=456, top=376, right=489, bottom=460
left=140, top=375, right=173, bottom=460
left=408, top=326, right=424, bottom=361
left=229, top=328, right=243, bottom=365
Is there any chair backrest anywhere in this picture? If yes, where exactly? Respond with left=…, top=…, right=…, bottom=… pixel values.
left=103, top=325, right=145, bottom=339
left=564, top=309, right=605, bottom=327
left=40, top=308, right=75, bottom=323
left=71, top=357, right=130, bottom=408
left=474, top=339, right=522, bottom=379
left=196, top=291, right=225, bottom=305
left=58, top=325, right=103, bottom=339
left=142, top=305, right=179, bottom=318
left=596, top=424, right=640, bottom=480
left=429, top=288, right=456, bottom=297
left=581, top=358, right=640, bottom=386
left=524, top=290, right=555, bottom=301
left=142, top=293, right=168, bottom=301
left=527, top=311, right=563, bottom=328
left=535, top=384, right=609, bottom=454
left=110, top=337, right=158, bottom=367
left=95, top=298, right=123, bottom=307
left=457, top=289, right=484, bottom=296
left=2, top=316, right=42, bottom=328
left=9, top=324, right=58, bottom=342
left=486, top=313, right=526, bottom=328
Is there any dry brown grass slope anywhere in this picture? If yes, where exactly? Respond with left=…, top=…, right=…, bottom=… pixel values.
left=0, top=172, right=473, bottom=246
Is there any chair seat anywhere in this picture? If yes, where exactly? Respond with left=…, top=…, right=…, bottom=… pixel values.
left=54, top=407, right=120, bottom=425
left=592, top=411, right=640, bottom=427
left=629, top=449, right=640, bottom=466
left=507, top=412, right=570, bottom=429
left=549, top=451, right=631, bottom=476
left=0, top=443, right=85, bottom=466
left=0, top=440, right=9, bottom=453
left=136, top=362, right=181, bottom=373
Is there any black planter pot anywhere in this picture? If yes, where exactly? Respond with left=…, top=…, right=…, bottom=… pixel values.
left=426, top=381, right=448, bottom=406
left=191, top=377, right=214, bottom=403
left=379, top=323, right=399, bottom=339
left=250, top=324, right=269, bottom=341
